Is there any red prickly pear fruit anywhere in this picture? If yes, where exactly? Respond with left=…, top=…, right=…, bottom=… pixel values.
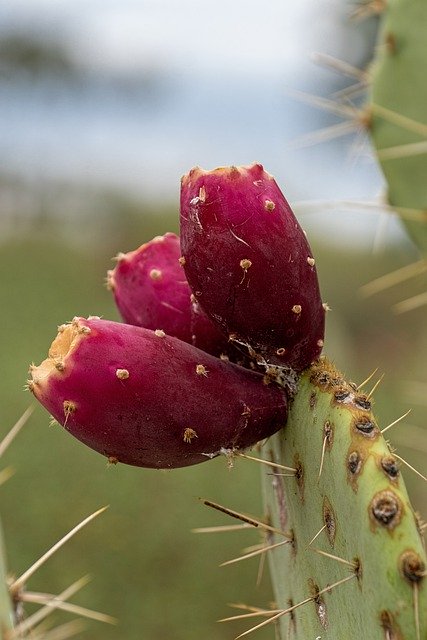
left=28, top=317, right=287, bottom=469
left=107, top=232, right=230, bottom=358
left=180, top=163, right=325, bottom=372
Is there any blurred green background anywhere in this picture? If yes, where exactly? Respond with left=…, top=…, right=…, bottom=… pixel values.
left=1, top=2, right=427, bottom=639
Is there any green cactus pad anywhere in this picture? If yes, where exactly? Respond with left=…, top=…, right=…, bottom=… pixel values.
left=261, top=358, right=426, bottom=639
left=370, top=0, right=427, bottom=253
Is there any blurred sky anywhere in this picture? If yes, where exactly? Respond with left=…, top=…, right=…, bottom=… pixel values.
left=1, top=0, right=355, bottom=74
left=0, top=0, right=399, bottom=244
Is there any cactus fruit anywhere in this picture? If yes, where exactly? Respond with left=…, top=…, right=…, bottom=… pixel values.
left=369, top=0, right=427, bottom=254
left=28, top=317, right=288, bottom=469
left=107, top=232, right=230, bottom=357
left=258, top=358, right=427, bottom=639
left=180, top=163, right=326, bottom=372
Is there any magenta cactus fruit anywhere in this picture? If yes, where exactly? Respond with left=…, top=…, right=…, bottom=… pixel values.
left=28, top=317, right=287, bottom=469
left=107, top=232, right=230, bottom=357
left=180, top=164, right=326, bottom=371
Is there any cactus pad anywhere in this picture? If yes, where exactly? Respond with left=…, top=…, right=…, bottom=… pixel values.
left=370, top=0, right=427, bottom=253
left=260, top=358, right=426, bottom=639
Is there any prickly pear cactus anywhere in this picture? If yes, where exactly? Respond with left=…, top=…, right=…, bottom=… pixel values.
left=28, top=162, right=427, bottom=639
left=262, top=359, right=427, bottom=639
left=369, top=0, right=427, bottom=253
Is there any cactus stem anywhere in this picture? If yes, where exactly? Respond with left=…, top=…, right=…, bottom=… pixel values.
left=236, top=452, right=297, bottom=474
left=20, top=591, right=116, bottom=624
left=393, top=291, right=427, bottom=315
left=235, top=573, right=357, bottom=638
left=200, top=499, right=292, bottom=539
left=380, top=409, right=412, bottom=434
left=220, top=540, right=290, bottom=567
left=0, top=407, right=34, bottom=458
left=393, top=453, right=427, bottom=483
left=10, top=506, right=108, bottom=595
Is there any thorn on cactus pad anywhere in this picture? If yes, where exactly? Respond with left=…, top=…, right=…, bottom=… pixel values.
left=308, top=524, right=327, bottom=547
left=357, top=367, right=379, bottom=392
left=381, top=409, right=411, bottom=434
left=310, top=547, right=358, bottom=569
left=366, top=373, right=384, bottom=400
left=233, top=573, right=357, bottom=637
left=236, top=452, right=297, bottom=475
left=318, top=420, right=333, bottom=480
left=200, top=499, right=292, bottom=540
left=220, top=539, right=290, bottom=567
left=393, top=454, right=427, bottom=483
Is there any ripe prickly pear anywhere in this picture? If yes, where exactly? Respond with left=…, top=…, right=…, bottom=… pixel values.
left=28, top=317, right=287, bottom=469
left=107, top=232, right=231, bottom=358
left=180, top=164, right=326, bottom=372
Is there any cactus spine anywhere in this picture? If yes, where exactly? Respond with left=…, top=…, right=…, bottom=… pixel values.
left=0, top=521, right=13, bottom=635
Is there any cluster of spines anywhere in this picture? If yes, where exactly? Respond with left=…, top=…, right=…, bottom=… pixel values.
left=0, top=409, right=115, bottom=639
